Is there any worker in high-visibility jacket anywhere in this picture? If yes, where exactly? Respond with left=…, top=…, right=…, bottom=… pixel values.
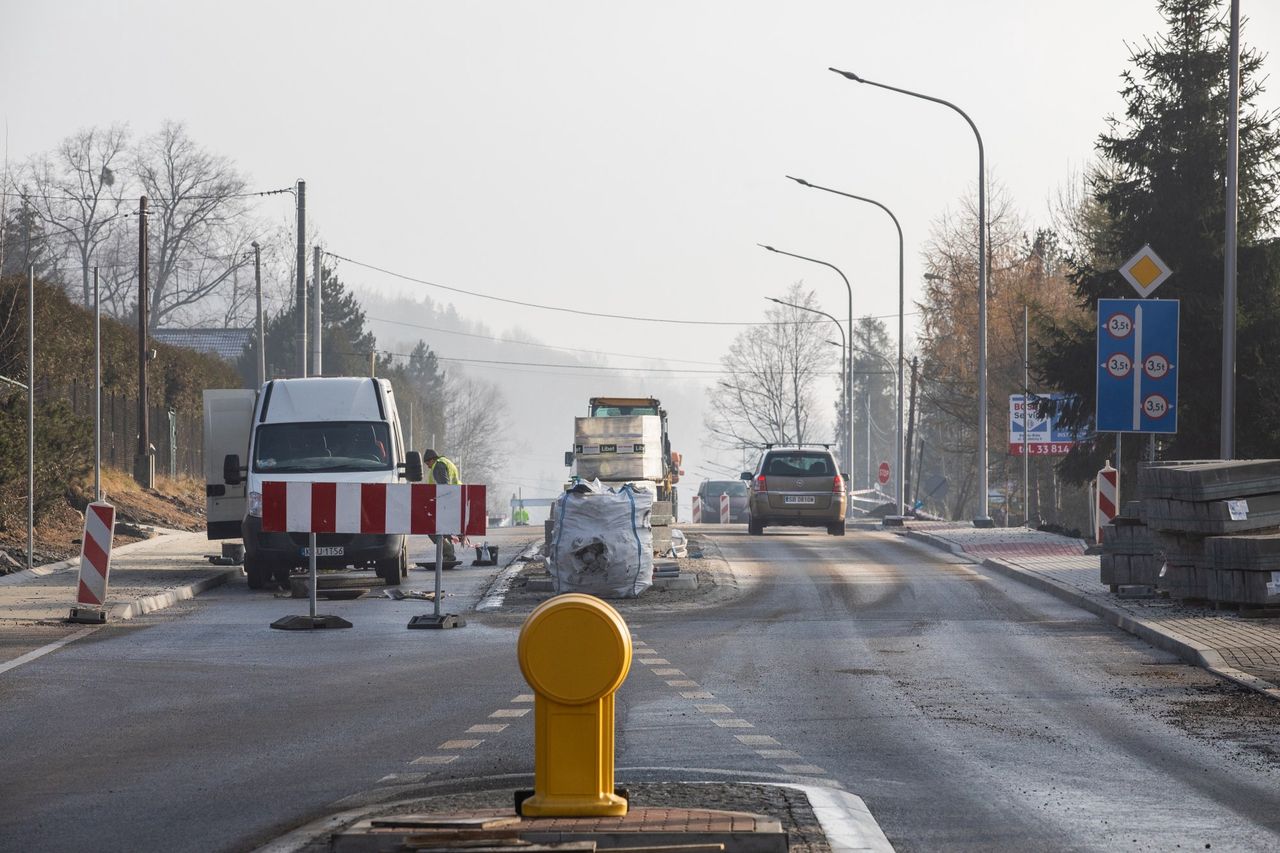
left=424, top=449, right=461, bottom=563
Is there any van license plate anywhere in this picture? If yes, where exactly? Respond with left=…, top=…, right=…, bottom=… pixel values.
left=784, top=496, right=816, bottom=505
left=301, top=546, right=344, bottom=557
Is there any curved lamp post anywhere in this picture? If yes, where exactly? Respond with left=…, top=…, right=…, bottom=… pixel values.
left=829, top=66, right=991, bottom=526
left=785, top=176, right=905, bottom=518
left=766, top=297, right=847, bottom=463
left=759, top=245, right=854, bottom=481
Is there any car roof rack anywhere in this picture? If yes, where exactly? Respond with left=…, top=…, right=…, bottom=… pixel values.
left=764, top=442, right=832, bottom=450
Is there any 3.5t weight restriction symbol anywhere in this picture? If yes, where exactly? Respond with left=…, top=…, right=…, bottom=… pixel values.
left=1143, top=394, right=1170, bottom=419
left=1106, top=313, right=1133, bottom=338
left=1143, top=353, right=1170, bottom=380
left=1105, top=352, right=1132, bottom=379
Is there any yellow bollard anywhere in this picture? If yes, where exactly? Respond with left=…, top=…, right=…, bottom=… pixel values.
left=517, top=593, right=632, bottom=816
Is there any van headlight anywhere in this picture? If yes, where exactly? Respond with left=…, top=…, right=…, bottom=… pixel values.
left=247, top=490, right=263, bottom=517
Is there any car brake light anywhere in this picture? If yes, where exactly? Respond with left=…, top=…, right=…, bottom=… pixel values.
left=756, top=475, right=767, bottom=492
left=832, top=474, right=843, bottom=493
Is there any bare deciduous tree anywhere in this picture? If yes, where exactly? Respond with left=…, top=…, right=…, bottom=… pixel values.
left=705, top=282, right=833, bottom=452
left=135, top=121, right=253, bottom=329
left=443, top=372, right=508, bottom=486
left=18, top=124, right=130, bottom=307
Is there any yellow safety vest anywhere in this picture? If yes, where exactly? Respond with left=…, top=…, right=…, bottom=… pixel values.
left=428, top=455, right=461, bottom=485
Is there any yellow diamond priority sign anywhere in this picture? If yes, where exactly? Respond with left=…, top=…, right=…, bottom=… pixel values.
left=1119, top=244, right=1172, bottom=297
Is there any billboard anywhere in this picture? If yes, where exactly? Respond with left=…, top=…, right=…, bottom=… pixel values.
left=1009, top=393, right=1086, bottom=456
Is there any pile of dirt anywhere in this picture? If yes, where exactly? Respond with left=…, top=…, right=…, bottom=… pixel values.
left=0, top=467, right=207, bottom=571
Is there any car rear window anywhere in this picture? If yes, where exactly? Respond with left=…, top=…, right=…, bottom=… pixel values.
left=702, top=481, right=748, bottom=497
left=764, top=453, right=834, bottom=477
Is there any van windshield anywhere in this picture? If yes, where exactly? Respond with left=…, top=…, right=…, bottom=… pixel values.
left=253, top=422, right=393, bottom=473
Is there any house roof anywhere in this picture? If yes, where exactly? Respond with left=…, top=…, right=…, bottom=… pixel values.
left=152, top=327, right=253, bottom=362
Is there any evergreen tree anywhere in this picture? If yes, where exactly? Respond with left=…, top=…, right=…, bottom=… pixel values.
left=1, top=200, right=55, bottom=280
left=237, top=263, right=378, bottom=384
left=1039, top=0, right=1280, bottom=481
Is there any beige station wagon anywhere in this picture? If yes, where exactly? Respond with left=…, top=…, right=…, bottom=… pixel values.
left=742, top=445, right=846, bottom=536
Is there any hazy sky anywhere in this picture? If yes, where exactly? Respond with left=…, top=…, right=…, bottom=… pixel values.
left=5, top=1, right=1278, bottom=502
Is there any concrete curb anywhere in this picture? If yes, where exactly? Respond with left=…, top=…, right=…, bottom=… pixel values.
left=109, top=568, right=239, bottom=621
left=898, top=528, right=1280, bottom=701
left=0, top=527, right=191, bottom=587
left=475, top=540, right=539, bottom=612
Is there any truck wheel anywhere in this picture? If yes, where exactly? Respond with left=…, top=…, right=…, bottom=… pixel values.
left=245, top=555, right=268, bottom=590
left=378, top=546, right=406, bottom=586
left=828, top=519, right=846, bottom=536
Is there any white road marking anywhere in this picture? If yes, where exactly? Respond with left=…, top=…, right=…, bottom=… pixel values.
left=411, top=755, right=458, bottom=765
left=637, top=658, right=669, bottom=665
left=651, top=668, right=684, bottom=676
left=711, top=718, right=754, bottom=728
left=491, top=708, right=530, bottom=718
left=680, top=690, right=715, bottom=699
left=695, top=704, right=732, bottom=714
left=735, top=734, right=780, bottom=745
left=0, top=626, right=101, bottom=676
left=467, top=724, right=508, bottom=733
left=665, top=679, right=699, bottom=687
left=512, top=694, right=534, bottom=703
left=439, top=739, right=484, bottom=749
left=756, top=749, right=801, bottom=759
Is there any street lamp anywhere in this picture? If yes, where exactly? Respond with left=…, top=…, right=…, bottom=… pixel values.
left=766, top=296, right=847, bottom=462
left=758, top=245, right=854, bottom=485
left=785, top=177, right=905, bottom=518
left=829, top=66, right=992, bottom=527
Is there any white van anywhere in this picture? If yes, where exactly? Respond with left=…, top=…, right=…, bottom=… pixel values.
left=203, top=377, right=422, bottom=589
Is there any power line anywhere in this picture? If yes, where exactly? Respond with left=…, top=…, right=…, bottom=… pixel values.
left=0, top=186, right=295, bottom=203
left=328, top=250, right=853, bottom=327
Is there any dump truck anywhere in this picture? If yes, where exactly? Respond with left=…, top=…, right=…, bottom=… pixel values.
left=567, top=396, right=681, bottom=508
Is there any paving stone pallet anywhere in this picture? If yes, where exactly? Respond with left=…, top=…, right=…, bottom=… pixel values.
left=1206, top=533, right=1280, bottom=571
left=1100, top=552, right=1162, bottom=587
left=1157, top=562, right=1210, bottom=600
left=1204, top=567, right=1280, bottom=607
left=1140, top=492, right=1280, bottom=534
left=1137, top=458, right=1280, bottom=502
left=1100, top=521, right=1155, bottom=556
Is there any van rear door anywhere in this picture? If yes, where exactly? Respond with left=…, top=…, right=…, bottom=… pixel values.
left=203, top=389, right=256, bottom=540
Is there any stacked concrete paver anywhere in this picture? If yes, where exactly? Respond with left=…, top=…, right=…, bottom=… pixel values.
left=897, top=522, right=1280, bottom=699
left=1099, top=501, right=1160, bottom=590
left=1138, top=460, right=1280, bottom=607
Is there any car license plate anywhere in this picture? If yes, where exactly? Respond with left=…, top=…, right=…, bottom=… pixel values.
left=783, top=496, right=816, bottom=505
left=301, top=546, right=344, bottom=557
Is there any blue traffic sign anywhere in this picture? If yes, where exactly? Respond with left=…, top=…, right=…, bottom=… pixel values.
left=1096, top=298, right=1179, bottom=433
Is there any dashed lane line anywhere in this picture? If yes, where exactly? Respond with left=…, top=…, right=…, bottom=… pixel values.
left=467, top=724, right=509, bottom=733
left=711, top=718, right=754, bottom=728
left=439, top=739, right=485, bottom=750
left=410, top=755, right=458, bottom=766
left=491, top=708, right=530, bottom=718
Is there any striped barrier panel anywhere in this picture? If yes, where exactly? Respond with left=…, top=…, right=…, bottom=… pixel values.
left=260, top=482, right=486, bottom=536
left=76, top=502, right=116, bottom=608
left=691, top=496, right=702, bottom=524
left=1096, top=461, right=1118, bottom=543
left=720, top=493, right=731, bottom=524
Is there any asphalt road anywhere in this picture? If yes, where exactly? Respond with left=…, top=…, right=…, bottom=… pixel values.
left=1, top=525, right=1278, bottom=852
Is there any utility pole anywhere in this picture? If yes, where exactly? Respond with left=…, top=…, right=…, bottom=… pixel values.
left=295, top=179, right=307, bottom=378
left=312, top=244, right=322, bottom=376
left=134, top=195, right=154, bottom=488
left=252, top=242, right=264, bottom=387
left=903, top=357, right=919, bottom=514
left=94, top=266, right=102, bottom=502
left=27, top=265, right=34, bottom=571
left=1023, top=304, right=1031, bottom=525
left=1220, top=0, right=1240, bottom=459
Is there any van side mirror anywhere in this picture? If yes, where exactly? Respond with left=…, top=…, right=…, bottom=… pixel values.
left=564, top=451, right=574, bottom=468
left=224, top=454, right=244, bottom=486
left=740, top=471, right=753, bottom=481
left=402, top=450, right=423, bottom=482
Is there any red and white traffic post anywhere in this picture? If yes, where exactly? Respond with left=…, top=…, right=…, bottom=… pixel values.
left=69, top=502, right=116, bottom=624
left=691, top=496, right=702, bottom=524
left=1096, top=460, right=1118, bottom=543
left=719, top=492, right=731, bottom=524
left=260, top=482, right=486, bottom=630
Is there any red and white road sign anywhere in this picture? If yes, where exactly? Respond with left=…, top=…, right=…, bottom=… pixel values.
left=76, top=502, right=116, bottom=607
left=720, top=493, right=731, bottom=524
left=260, top=482, right=486, bottom=536
left=878, top=462, right=891, bottom=486
left=1096, top=461, right=1118, bottom=542
left=691, top=496, right=702, bottom=524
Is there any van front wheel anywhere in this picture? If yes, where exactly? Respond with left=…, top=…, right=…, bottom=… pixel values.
left=378, top=545, right=407, bottom=586
left=245, top=555, right=268, bottom=590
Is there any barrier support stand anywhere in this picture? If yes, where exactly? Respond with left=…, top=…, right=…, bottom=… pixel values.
left=408, top=535, right=466, bottom=629
left=271, top=532, right=352, bottom=630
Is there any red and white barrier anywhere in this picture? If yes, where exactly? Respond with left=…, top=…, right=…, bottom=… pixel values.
left=691, top=496, right=702, bottom=524
left=1096, top=461, right=1118, bottom=542
left=76, top=502, right=116, bottom=607
left=720, top=493, right=731, bottom=524
left=261, top=482, right=486, bottom=536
